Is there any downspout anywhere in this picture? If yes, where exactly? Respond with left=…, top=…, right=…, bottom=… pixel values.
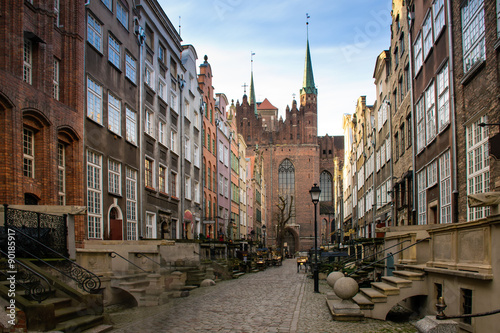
left=446, top=0, right=459, bottom=223
left=137, top=22, right=144, bottom=238
left=408, top=7, right=417, bottom=225
left=179, top=74, right=185, bottom=239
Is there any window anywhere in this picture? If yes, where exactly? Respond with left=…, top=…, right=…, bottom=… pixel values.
left=158, top=79, right=166, bottom=100
left=87, top=14, right=102, bottom=52
left=278, top=159, right=295, bottom=224
left=170, top=171, right=177, bottom=197
left=462, top=0, right=485, bottom=72
left=185, top=136, right=191, bottom=161
left=101, top=0, right=112, bottom=11
left=158, top=44, right=166, bottom=65
left=145, top=25, right=153, bottom=50
left=23, top=39, right=32, bottom=84
left=125, top=107, right=137, bottom=144
left=145, top=64, right=154, bottom=88
left=194, top=111, right=199, bottom=129
left=417, top=99, right=425, bottom=152
left=414, top=33, right=423, bottom=73
left=54, top=0, right=60, bottom=26
left=116, top=1, right=128, bottom=29
left=425, top=82, right=436, bottom=144
left=125, top=53, right=136, bottom=83
left=319, top=171, right=333, bottom=202
left=146, top=212, right=156, bottom=239
left=185, top=101, right=190, bottom=121
left=159, top=165, right=167, bottom=193
left=53, top=58, right=60, bottom=100
left=224, top=177, right=228, bottom=198
left=145, top=157, right=154, bottom=188
left=87, top=150, right=102, bottom=239
left=466, top=116, right=490, bottom=221
left=194, top=181, right=200, bottom=203
left=108, top=93, right=121, bottom=135
left=423, top=13, right=433, bottom=58
left=219, top=141, right=223, bottom=162
left=462, top=289, right=473, bottom=325
left=170, top=90, right=178, bottom=113
left=400, top=124, right=405, bottom=155
left=386, top=138, right=391, bottom=162
left=57, top=143, right=65, bottom=205
left=194, top=144, right=200, bottom=167
left=433, top=0, right=445, bottom=39
left=171, top=130, right=177, bottom=153
left=108, top=35, right=120, bottom=68
left=405, top=66, right=410, bottom=93
left=224, top=146, right=229, bottom=166
left=427, top=160, right=438, bottom=187
left=108, top=159, right=121, bottom=195
left=407, top=114, right=412, bottom=148
left=395, top=132, right=399, bottom=159
left=126, top=167, right=137, bottom=240
left=398, top=77, right=403, bottom=105
left=213, top=170, right=217, bottom=194
left=185, top=175, right=191, bottom=200
left=218, top=173, right=223, bottom=194
left=145, top=109, right=154, bottom=137
left=417, top=170, right=427, bottom=225
left=158, top=120, right=167, bottom=146
left=437, top=63, right=450, bottom=131
left=394, top=46, right=399, bottom=68
left=207, top=166, right=211, bottom=190
left=439, top=150, right=451, bottom=224
left=87, top=77, right=103, bottom=124
left=497, top=0, right=500, bottom=38
left=23, top=128, right=34, bottom=178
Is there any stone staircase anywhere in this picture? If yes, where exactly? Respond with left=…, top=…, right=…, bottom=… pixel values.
left=110, top=272, right=169, bottom=307
left=353, top=270, right=427, bottom=320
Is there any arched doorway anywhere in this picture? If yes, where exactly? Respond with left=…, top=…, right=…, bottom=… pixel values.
left=283, top=228, right=298, bottom=256
left=109, top=206, right=123, bottom=240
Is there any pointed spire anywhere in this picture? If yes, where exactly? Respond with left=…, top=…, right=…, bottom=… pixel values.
left=249, top=51, right=257, bottom=115
left=301, top=14, right=317, bottom=96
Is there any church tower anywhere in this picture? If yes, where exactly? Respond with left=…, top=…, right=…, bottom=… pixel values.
left=300, top=20, right=318, bottom=144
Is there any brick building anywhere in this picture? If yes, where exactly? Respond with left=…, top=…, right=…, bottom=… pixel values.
left=0, top=0, right=85, bottom=232
left=236, top=38, right=343, bottom=253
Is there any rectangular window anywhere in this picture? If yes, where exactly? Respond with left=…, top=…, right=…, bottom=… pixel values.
left=108, top=159, right=121, bottom=195
left=145, top=64, right=154, bottom=88
left=433, top=0, right=445, bottom=39
left=437, top=63, right=450, bottom=131
left=87, top=14, right=102, bottom=52
left=194, top=181, right=200, bottom=203
left=170, top=91, right=178, bottom=113
left=57, top=143, right=65, bottom=205
left=54, top=0, right=60, bottom=26
left=407, top=115, right=412, bottom=148
left=108, top=93, right=121, bottom=135
left=116, top=1, right=128, bottom=29
left=171, top=130, right=177, bottom=153
left=101, top=0, right=112, bottom=11
left=425, top=82, right=436, bottom=144
left=158, top=44, right=166, bottom=65
left=108, top=35, right=120, bottom=68
left=414, top=33, right=423, bottom=73
left=185, top=136, right=191, bottom=161
left=439, top=150, right=452, bottom=224
left=159, top=165, right=167, bottom=193
left=23, top=128, right=34, bottom=178
left=462, top=0, right=485, bottom=72
left=125, top=53, right=136, bottom=83
left=126, top=167, right=137, bottom=240
left=427, top=160, right=438, bottom=187
left=219, top=141, right=224, bottom=162
left=386, top=138, right=391, bottom=162
left=185, top=175, right=191, bottom=200
left=462, top=289, right=473, bottom=325
left=87, top=150, right=102, bottom=239
left=146, top=212, right=156, bottom=239
left=466, top=116, right=490, bottom=221
left=423, top=13, right=434, bottom=58
left=395, top=132, right=399, bottom=159
left=405, top=66, right=410, bottom=93
left=497, top=0, right=500, bottom=38
left=417, top=170, right=427, bottom=225
left=400, top=124, right=405, bottom=155
left=145, top=157, right=154, bottom=188
left=145, top=109, right=154, bottom=137
left=87, top=77, right=103, bottom=124
left=53, top=58, right=60, bottom=100
left=219, top=173, right=223, bottom=194
left=23, top=40, right=32, bottom=84
left=125, top=107, right=137, bottom=144
left=170, top=171, right=177, bottom=197
left=158, top=79, right=166, bottom=100
left=158, top=120, right=167, bottom=146
left=194, top=144, right=200, bottom=167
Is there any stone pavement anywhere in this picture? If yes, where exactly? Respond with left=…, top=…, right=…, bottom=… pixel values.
left=108, top=259, right=418, bottom=333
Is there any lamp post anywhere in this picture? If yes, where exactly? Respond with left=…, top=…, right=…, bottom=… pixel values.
left=309, top=183, right=321, bottom=293
left=262, top=224, right=266, bottom=248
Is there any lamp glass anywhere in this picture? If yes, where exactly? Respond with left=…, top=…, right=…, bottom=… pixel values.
left=309, top=183, right=321, bottom=204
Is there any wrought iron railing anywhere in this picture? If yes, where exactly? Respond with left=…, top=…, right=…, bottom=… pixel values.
left=135, top=252, right=161, bottom=268
left=0, top=250, right=52, bottom=303
left=109, top=251, right=148, bottom=273
left=7, top=227, right=101, bottom=294
left=339, top=240, right=383, bottom=266
left=359, top=239, right=411, bottom=264
left=347, top=237, right=431, bottom=277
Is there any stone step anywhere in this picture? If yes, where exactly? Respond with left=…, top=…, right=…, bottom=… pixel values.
left=393, top=270, right=425, bottom=281
left=54, top=315, right=104, bottom=333
left=181, top=285, right=198, bottom=291
left=360, top=288, right=388, bottom=303
left=232, top=272, right=245, bottom=279
left=371, top=282, right=400, bottom=296
left=119, top=280, right=150, bottom=288
left=382, top=276, right=412, bottom=288
left=82, top=324, right=114, bottom=333
left=40, top=297, right=73, bottom=310
left=55, top=305, right=88, bottom=323
left=353, top=293, right=374, bottom=310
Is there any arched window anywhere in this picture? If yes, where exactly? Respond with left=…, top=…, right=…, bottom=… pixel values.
left=278, top=159, right=295, bottom=224
left=320, top=171, right=333, bottom=202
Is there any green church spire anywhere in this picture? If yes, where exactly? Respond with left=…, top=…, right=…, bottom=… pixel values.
left=249, top=51, right=257, bottom=114
left=301, top=14, right=317, bottom=96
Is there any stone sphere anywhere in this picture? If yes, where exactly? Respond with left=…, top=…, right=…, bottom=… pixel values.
left=200, top=279, right=216, bottom=287
left=333, top=277, right=359, bottom=300
left=326, top=271, right=345, bottom=289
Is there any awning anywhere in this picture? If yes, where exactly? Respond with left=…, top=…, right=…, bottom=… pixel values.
left=184, top=210, right=193, bottom=222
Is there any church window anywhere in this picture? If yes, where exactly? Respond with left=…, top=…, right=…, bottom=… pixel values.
left=320, top=171, right=333, bottom=202
left=278, top=159, right=295, bottom=224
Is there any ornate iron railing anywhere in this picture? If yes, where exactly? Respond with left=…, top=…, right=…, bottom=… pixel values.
left=109, top=252, right=148, bottom=273
left=359, top=239, right=411, bottom=264
left=7, top=227, right=101, bottom=293
left=135, top=252, right=161, bottom=268
left=0, top=250, right=52, bottom=303
left=3, top=205, right=68, bottom=257
left=339, top=240, right=384, bottom=266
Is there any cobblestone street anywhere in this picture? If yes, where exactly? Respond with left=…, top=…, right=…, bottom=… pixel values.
left=108, top=259, right=417, bottom=333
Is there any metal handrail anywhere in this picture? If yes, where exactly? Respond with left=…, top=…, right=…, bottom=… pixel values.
left=347, top=237, right=431, bottom=277
left=436, top=296, right=500, bottom=320
left=109, top=251, right=147, bottom=273
left=359, top=239, right=411, bottom=264
left=8, top=226, right=101, bottom=293
left=0, top=250, right=52, bottom=303
left=135, top=252, right=161, bottom=267
left=339, top=240, right=382, bottom=266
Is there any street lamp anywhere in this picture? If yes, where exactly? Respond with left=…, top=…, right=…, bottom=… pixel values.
left=309, top=183, right=321, bottom=293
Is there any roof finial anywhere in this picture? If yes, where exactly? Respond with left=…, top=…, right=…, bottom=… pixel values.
left=306, top=13, right=310, bottom=39
left=179, top=16, right=181, bottom=37
left=251, top=51, right=255, bottom=72
left=242, top=82, right=248, bottom=95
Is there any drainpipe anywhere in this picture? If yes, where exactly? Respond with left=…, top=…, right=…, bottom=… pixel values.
left=179, top=74, right=185, bottom=239
left=446, top=0, right=459, bottom=223
left=408, top=6, right=417, bottom=225
left=137, top=20, right=145, bottom=238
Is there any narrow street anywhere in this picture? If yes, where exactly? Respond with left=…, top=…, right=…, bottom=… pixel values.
left=108, top=259, right=417, bottom=333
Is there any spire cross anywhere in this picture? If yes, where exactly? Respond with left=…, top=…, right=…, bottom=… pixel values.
left=292, top=93, right=296, bottom=100
left=251, top=51, right=255, bottom=72
left=306, top=13, right=310, bottom=38
left=242, top=82, right=248, bottom=94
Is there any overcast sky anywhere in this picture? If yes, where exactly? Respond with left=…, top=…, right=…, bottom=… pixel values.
left=159, top=0, right=392, bottom=136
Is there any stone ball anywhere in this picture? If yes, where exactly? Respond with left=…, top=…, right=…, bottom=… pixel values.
left=200, top=279, right=216, bottom=287
left=326, top=271, right=345, bottom=289
left=333, top=277, right=359, bottom=300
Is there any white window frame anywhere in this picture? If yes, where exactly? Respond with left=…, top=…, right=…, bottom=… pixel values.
left=462, top=0, right=485, bottom=72
left=125, top=107, right=137, bottom=144
left=23, top=128, right=35, bottom=178
left=171, top=130, right=177, bottom=154
left=57, top=143, right=65, bottom=205
left=101, top=0, right=112, bottom=11
left=108, top=93, right=121, bottom=135
left=194, top=144, right=200, bottom=168
left=386, top=137, right=391, bottom=162
left=425, top=82, right=436, bottom=144
left=224, top=177, right=229, bottom=198
left=433, top=0, right=445, bottom=39
left=194, top=180, right=200, bottom=203
left=108, top=159, right=121, bottom=195
left=145, top=63, right=154, bottom=89
left=427, top=159, right=438, bottom=187
left=184, top=100, right=190, bottom=121
left=87, top=13, right=102, bottom=52
left=423, top=12, right=434, bottom=58
left=158, top=78, right=166, bottom=100
left=437, top=63, right=450, bottom=131
left=218, top=173, right=223, bottom=195
left=417, top=170, right=427, bottom=225
left=185, top=175, right=191, bottom=200
left=170, top=90, right=178, bottom=113
left=126, top=167, right=137, bottom=240
left=116, top=1, right=128, bottom=29
left=54, top=0, right=60, bottom=26
left=145, top=157, right=155, bottom=189
left=145, top=109, right=154, bottom=137
left=53, top=58, right=59, bottom=100
left=185, top=136, right=191, bottom=162
left=414, top=32, right=423, bottom=74
left=87, top=77, right=103, bottom=124
left=87, top=150, right=103, bottom=239
left=23, top=39, right=32, bottom=84
left=159, top=164, right=167, bottom=193
left=125, top=53, right=136, bottom=83
left=108, top=35, right=120, bottom=68
left=219, top=141, right=224, bottom=162
left=439, top=150, right=452, bottom=224
left=158, top=120, right=167, bottom=146
left=170, top=171, right=178, bottom=197
left=416, top=97, right=425, bottom=152
left=146, top=212, right=156, bottom=239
